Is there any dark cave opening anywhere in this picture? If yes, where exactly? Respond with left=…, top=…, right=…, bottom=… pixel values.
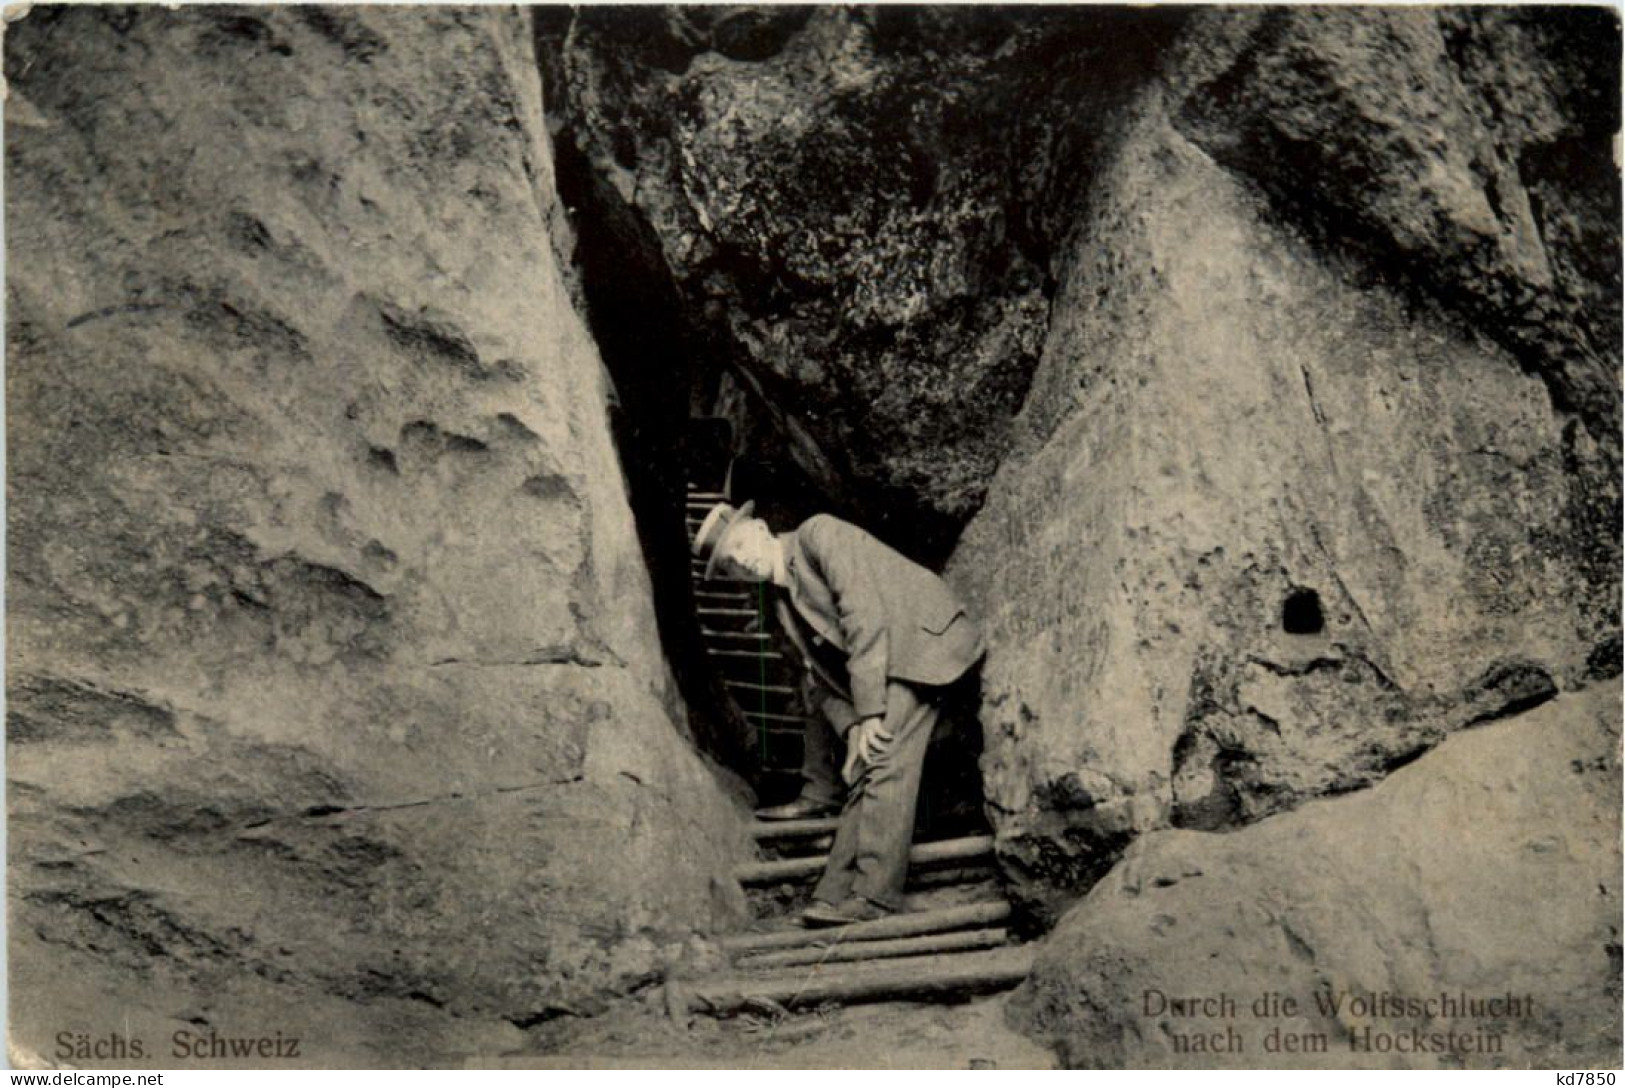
left=541, top=110, right=740, bottom=774
left=536, top=19, right=989, bottom=838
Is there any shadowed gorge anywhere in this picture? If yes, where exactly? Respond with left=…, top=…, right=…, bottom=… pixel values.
left=6, top=4, right=1620, bottom=1069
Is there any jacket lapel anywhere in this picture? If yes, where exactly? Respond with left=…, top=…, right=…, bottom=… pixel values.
left=782, top=531, right=842, bottom=648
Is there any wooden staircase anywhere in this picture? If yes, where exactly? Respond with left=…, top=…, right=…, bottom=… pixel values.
left=666, top=821, right=1029, bottom=1018
left=686, top=483, right=814, bottom=802
left=678, top=477, right=1030, bottom=1018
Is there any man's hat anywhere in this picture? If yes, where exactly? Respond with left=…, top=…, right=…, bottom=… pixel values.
left=692, top=500, right=756, bottom=581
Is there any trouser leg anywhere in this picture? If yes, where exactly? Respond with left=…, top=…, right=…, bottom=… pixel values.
left=798, top=672, right=853, bottom=806
left=809, top=685, right=860, bottom=905
left=813, top=679, right=940, bottom=911
left=798, top=706, right=844, bottom=806
left=850, top=681, right=938, bottom=910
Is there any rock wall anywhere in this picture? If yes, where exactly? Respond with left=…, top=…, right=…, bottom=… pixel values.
left=1173, top=8, right=1620, bottom=438
left=6, top=7, right=748, bottom=1067
left=947, top=7, right=1619, bottom=916
left=547, top=7, right=1187, bottom=556
left=1012, top=685, right=1621, bottom=1068
left=548, top=11, right=1617, bottom=912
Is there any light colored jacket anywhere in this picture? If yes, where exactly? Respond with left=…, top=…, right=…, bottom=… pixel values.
left=779, top=514, right=984, bottom=723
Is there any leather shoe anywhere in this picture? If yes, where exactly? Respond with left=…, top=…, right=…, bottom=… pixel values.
left=755, top=796, right=840, bottom=821
left=800, top=896, right=893, bottom=928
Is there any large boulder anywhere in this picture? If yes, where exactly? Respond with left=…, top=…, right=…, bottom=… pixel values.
left=1012, top=686, right=1622, bottom=1068
left=946, top=9, right=1619, bottom=915
left=545, top=7, right=1188, bottom=554
left=1172, top=7, right=1621, bottom=437
left=6, top=7, right=748, bottom=1067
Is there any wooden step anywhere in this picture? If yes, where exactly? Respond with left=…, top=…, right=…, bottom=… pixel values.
left=740, top=708, right=813, bottom=724
left=720, top=900, right=1011, bottom=955
left=727, top=680, right=798, bottom=697
left=702, top=629, right=773, bottom=642
left=735, top=835, right=995, bottom=885
left=668, top=944, right=1032, bottom=1017
left=707, top=648, right=784, bottom=661
left=750, top=816, right=842, bottom=840
left=697, top=607, right=759, bottom=618
left=734, top=927, right=1009, bottom=972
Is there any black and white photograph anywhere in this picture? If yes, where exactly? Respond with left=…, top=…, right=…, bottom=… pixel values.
left=4, top=3, right=1621, bottom=1071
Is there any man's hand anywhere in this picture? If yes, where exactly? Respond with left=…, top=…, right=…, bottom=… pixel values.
left=842, top=715, right=892, bottom=785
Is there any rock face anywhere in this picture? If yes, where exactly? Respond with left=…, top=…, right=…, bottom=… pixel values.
left=1173, top=8, right=1620, bottom=437
left=7, top=7, right=747, bottom=1066
left=1011, top=686, right=1622, bottom=1068
left=946, top=7, right=1620, bottom=915
left=546, top=7, right=1187, bottom=554
left=548, top=7, right=1618, bottom=918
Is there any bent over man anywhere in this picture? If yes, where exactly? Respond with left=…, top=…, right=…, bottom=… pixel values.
left=693, top=502, right=984, bottom=927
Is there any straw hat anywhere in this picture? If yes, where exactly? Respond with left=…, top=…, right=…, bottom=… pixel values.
left=691, top=500, right=757, bottom=581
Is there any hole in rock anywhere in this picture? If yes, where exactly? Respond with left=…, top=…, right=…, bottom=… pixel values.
left=1282, top=587, right=1325, bottom=635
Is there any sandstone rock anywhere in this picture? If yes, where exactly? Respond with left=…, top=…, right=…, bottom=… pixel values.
left=946, top=19, right=1618, bottom=915
left=1172, top=6, right=1621, bottom=437
left=546, top=7, right=1187, bottom=553
left=6, top=7, right=747, bottom=1065
left=547, top=13, right=1617, bottom=915
left=1011, top=686, right=1622, bottom=1068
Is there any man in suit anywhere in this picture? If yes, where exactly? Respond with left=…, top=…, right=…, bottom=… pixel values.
left=693, top=502, right=984, bottom=926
